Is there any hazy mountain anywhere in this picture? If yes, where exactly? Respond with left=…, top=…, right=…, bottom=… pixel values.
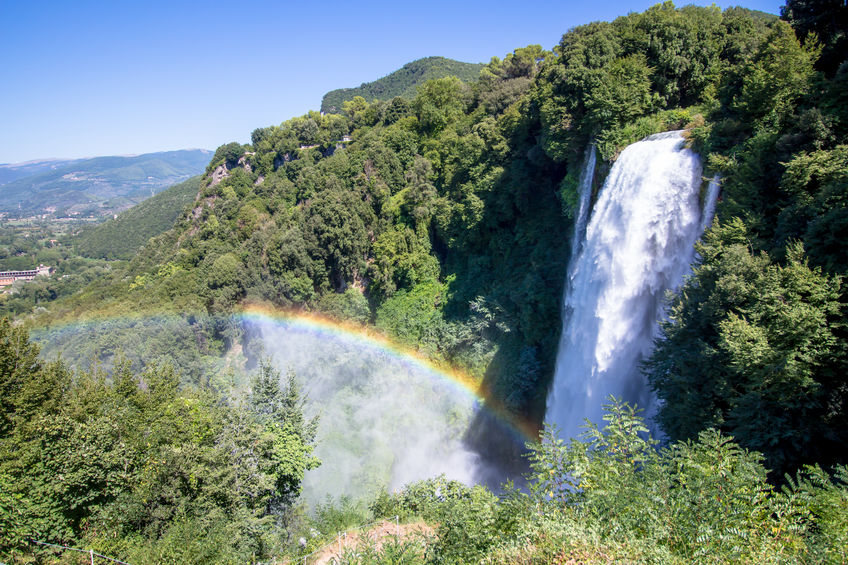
left=0, top=149, right=211, bottom=217
left=0, top=158, right=84, bottom=185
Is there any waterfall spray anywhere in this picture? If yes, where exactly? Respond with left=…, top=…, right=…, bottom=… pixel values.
left=249, top=316, right=479, bottom=503
left=547, top=131, right=716, bottom=440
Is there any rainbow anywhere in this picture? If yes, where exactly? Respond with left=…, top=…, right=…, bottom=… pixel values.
left=237, top=304, right=539, bottom=443
left=28, top=305, right=540, bottom=444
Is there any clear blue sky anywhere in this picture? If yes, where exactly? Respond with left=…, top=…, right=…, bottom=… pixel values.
left=1, top=0, right=782, bottom=164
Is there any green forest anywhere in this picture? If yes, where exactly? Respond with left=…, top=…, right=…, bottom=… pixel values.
left=2, top=0, right=848, bottom=562
left=320, top=57, right=485, bottom=114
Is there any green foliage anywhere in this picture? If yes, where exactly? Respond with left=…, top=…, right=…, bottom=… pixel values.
left=210, top=141, right=245, bottom=170
left=412, top=77, right=469, bottom=135
left=646, top=221, right=847, bottom=476
left=360, top=400, right=848, bottom=563
left=480, top=45, right=551, bottom=83
left=788, top=464, right=848, bottom=563
left=370, top=476, right=478, bottom=523
left=776, top=144, right=848, bottom=272
left=304, top=184, right=375, bottom=291
left=337, top=534, right=427, bottom=565
left=732, top=20, right=820, bottom=132
left=584, top=53, right=654, bottom=128
left=0, top=323, right=318, bottom=562
left=375, top=280, right=446, bottom=352
left=0, top=318, right=43, bottom=436
left=321, top=57, right=485, bottom=114
left=370, top=226, right=440, bottom=298
left=425, top=484, right=500, bottom=564
left=313, top=495, right=371, bottom=535
left=617, top=2, right=725, bottom=107
left=117, top=515, right=248, bottom=565
left=317, top=288, right=371, bottom=324
left=369, top=477, right=509, bottom=564
left=595, top=106, right=699, bottom=160
left=781, top=0, right=848, bottom=75
left=538, top=2, right=732, bottom=159
left=514, top=398, right=844, bottom=563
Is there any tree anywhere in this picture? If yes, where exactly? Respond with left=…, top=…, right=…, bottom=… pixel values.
left=776, top=145, right=848, bottom=273
left=343, top=96, right=376, bottom=129
left=0, top=318, right=41, bottom=437
left=399, top=155, right=437, bottom=228
left=646, top=220, right=847, bottom=476
left=615, top=2, right=724, bottom=106
left=383, top=96, right=412, bottom=125
left=304, top=187, right=374, bottom=291
left=413, top=77, right=467, bottom=134
left=211, top=142, right=244, bottom=169
left=584, top=54, right=654, bottom=128
left=204, top=252, right=244, bottom=310
left=733, top=20, right=820, bottom=131
left=294, top=117, right=320, bottom=145
left=0, top=321, right=321, bottom=562
left=782, top=0, right=848, bottom=75
left=229, top=362, right=320, bottom=508
left=526, top=398, right=815, bottom=562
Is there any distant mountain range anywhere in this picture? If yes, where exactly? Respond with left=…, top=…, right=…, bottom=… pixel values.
left=0, top=158, right=85, bottom=185
left=321, top=56, right=485, bottom=113
left=0, top=149, right=211, bottom=218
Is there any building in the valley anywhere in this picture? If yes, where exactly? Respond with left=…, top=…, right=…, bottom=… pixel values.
left=0, top=265, right=53, bottom=288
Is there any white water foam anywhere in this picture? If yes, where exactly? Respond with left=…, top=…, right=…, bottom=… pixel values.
left=547, top=131, right=714, bottom=440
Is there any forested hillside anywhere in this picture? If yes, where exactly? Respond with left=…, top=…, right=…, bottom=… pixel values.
left=320, top=56, right=485, bottom=113
left=3, top=0, right=848, bottom=562
left=75, top=176, right=202, bottom=260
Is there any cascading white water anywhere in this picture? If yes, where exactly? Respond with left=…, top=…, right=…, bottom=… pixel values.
left=569, top=143, right=597, bottom=264
left=557, top=143, right=597, bottom=341
left=700, top=174, right=721, bottom=233
left=547, top=131, right=717, bottom=440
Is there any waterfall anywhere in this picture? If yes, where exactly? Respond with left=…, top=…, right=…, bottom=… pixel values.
left=700, top=174, right=721, bottom=233
left=569, top=143, right=597, bottom=264
left=547, top=130, right=711, bottom=440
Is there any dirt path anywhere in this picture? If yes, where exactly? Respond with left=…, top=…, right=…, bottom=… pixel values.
left=306, top=519, right=434, bottom=565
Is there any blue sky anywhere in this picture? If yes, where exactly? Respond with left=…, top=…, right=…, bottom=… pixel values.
left=1, top=0, right=782, bottom=164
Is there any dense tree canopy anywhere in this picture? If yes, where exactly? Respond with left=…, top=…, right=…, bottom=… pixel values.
left=0, top=319, right=317, bottom=562
left=10, top=2, right=846, bottom=445
left=647, top=222, right=847, bottom=476
left=3, top=3, right=848, bottom=560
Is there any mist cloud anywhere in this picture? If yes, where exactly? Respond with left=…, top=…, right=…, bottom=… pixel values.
left=251, top=319, right=479, bottom=503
